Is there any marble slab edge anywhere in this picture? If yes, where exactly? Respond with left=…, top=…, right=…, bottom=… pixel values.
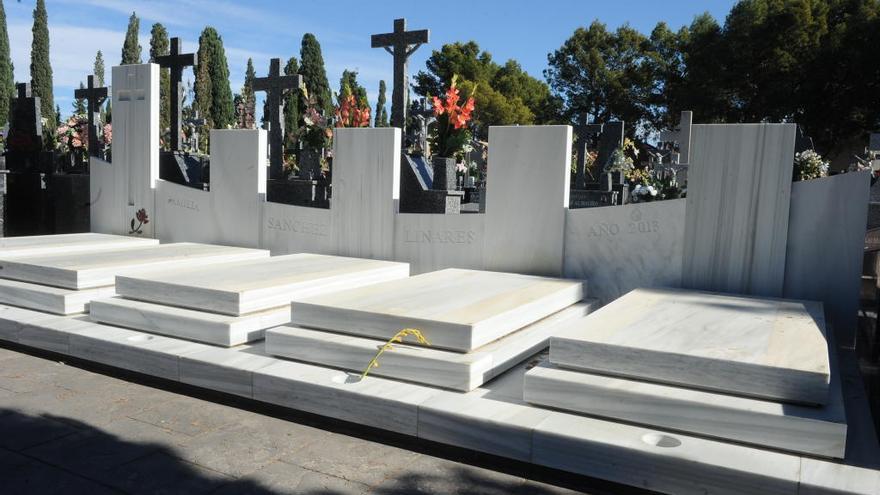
left=524, top=362, right=846, bottom=459
left=89, top=297, right=289, bottom=347
left=267, top=301, right=599, bottom=391
left=549, top=339, right=830, bottom=406
left=0, top=303, right=875, bottom=494
left=0, top=277, right=116, bottom=315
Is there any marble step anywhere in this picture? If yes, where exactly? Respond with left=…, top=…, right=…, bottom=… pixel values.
left=0, top=242, right=269, bottom=290
left=290, top=268, right=587, bottom=352
left=115, top=253, right=410, bottom=316
left=0, top=233, right=158, bottom=259
left=550, top=287, right=831, bottom=406
left=0, top=278, right=116, bottom=315
left=89, top=297, right=290, bottom=347
left=524, top=362, right=846, bottom=459
left=267, top=301, right=599, bottom=391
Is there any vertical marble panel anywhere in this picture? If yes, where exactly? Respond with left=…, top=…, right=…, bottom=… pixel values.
left=784, top=172, right=870, bottom=347
left=683, top=124, right=796, bottom=297
left=209, top=129, right=267, bottom=248
left=155, top=181, right=214, bottom=243
left=261, top=202, right=334, bottom=255
left=393, top=213, right=485, bottom=274
left=563, top=199, right=685, bottom=303
left=331, top=128, right=400, bottom=260
left=107, top=63, right=159, bottom=238
left=484, top=126, right=571, bottom=277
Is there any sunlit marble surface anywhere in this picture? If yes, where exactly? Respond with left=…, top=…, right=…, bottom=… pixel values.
left=0, top=233, right=157, bottom=259
left=0, top=278, right=115, bottom=315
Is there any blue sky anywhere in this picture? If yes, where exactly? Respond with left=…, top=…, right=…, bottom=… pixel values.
left=7, top=0, right=737, bottom=117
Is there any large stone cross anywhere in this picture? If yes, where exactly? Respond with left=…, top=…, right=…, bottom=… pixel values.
left=156, top=37, right=197, bottom=152
left=253, top=57, right=303, bottom=179
left=74, top=75, right=108, bottom=157
left=371, top=18, right=429, bottom=129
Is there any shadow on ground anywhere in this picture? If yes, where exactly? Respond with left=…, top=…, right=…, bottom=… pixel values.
left=0, top=407, right=614, bottom=494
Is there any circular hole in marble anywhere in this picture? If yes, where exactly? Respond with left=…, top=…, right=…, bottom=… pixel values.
left=331, top=373, right=362, bottom=385
left=126, top=334, right=154, bottom=343
left=641, top=433, right=681, bottom=448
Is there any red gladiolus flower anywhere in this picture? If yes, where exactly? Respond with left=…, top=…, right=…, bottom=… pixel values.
left=432, top=96, right=445, bottom=116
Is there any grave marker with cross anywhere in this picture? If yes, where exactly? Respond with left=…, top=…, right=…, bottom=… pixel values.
left=156, top=37, right=197, bottom=152
left=253, top=57, right=303, bottom=180
left=74, top=75, right=108, bottom=157
left=572, top=122, right=604, bottom=189
left=371, top=18, right=429, bottom=129
left=6, top=83, right=43, bottom=155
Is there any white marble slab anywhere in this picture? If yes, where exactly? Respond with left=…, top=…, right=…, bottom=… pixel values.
left=784, top=171, right=870, bottom=348
left=484, top=126, right=570, bottom=276
left=0, top=233, right=158, bottom=259
left=116, top=253, right=409, bottom=315
left=532, top=412, right=801, bottom=495
left=0, top=278, right=116, bottom=315
left=0, top=305, right=59, bottom=343
left=267, top=302, right=598, bottom=391
left=683, top=123, right=796, bottom=297
left=209, top=129, right=267, bottom=249
left=331, top=128, right=399, bottom=261
left=524, top=362, right=846, bottom=458
left=89, top=297, right=289, bottom=347
left=799, top=458, right=880, bottom=495
left=16, top=315, right=98, bottom=354
left=252, top=360, right=437, bottom=436
left=0, top=242, right=269, bottom=289
left=563, top=199, right=685, bottom=303
left=91, top=64, right=159, bottom=237
left=179, top=345, right=277, bottom=398
left=417, top=392, right=551, bottom=461
left=291, top=268, right=586, bottom=352
left=392, top=213, right=485, bottom=275
left=550, top=287, right=831, bottom=405
left=68, top=323, right=209, bottom=380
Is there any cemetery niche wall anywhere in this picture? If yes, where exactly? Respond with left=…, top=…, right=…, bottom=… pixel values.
left=88, top=62, right=870, bottom=348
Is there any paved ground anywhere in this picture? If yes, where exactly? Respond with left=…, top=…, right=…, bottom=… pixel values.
left=0, top=344, right=631, bottom=495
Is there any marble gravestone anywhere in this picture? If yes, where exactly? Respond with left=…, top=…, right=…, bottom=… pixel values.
left=0, top=233, right=157, bottom=259
left=269, top=267, right=593, bottom=390
left=549, top=287, right=830, bottom=406
left=91, top=253, right=410, bottom=346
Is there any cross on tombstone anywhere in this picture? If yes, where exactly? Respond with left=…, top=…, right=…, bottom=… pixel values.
left=6, top=83, right=43, bottom=155
left=156, top=37, right=197, bottom=152
left=74, top=75, right=108, bottom=157
left=371, top=18, right=429, bottom=129
left=572, top=122, right=603, bottom=189
left=253, top=58, right=303, bottom=180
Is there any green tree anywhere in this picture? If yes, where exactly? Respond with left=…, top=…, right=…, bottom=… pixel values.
left=545, top=21, right=654, bottom=137
left=149, top=23, right=170, bottom=147
left=299, top=33, right=332, bottom=116
left=339, top=69, right=368, bottom=107
left=674, top=13, right=730, bottom=124
left=283, top=57, right=299, bottom=145
left=72, top=81, right=86, bottom=114
left=121, top=12, right=142, bottom=65
left=237, top=57, right=256, bottom=129
left=0, top=0, right=13, bottom=125
left=93, top=50, right=105, bottom=86
left=30, top=0, right=54, bottom=134
left=195, top=27, right=234, bottom=129
left=375, top=80, right=388, bottom=127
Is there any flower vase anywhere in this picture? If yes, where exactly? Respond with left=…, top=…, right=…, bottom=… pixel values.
left=432, top=156, right=456, bottom=191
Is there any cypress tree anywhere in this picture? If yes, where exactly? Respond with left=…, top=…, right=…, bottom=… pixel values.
left=72, top=82, right=86, bottom=114
left=240, top=57, right=256, bottom=128
left=30, top=0, right=54, bottom=133
left=93, top=50, right=105, bottom=86
left=149, top=23, right=170, bottom=146
left=194, top=31, right=212, bottom=126
left=283, top=57, right=299, bottom=146
left=194, top=27, right=233, bottom=130
left=0, top=0, right=13, bottom=125
left=375, top=80, right=388, bottom=127
left=121, top=12, right=141, bottom=65
left=298, top=33, right=332, bottom=115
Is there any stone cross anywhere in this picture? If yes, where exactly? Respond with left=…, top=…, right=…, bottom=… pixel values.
left=74, top=75, right=108, bottom=157
left=156, top=37, right=197, bottom=152
left=253, top=58, right=303, bottom=180
left=371, top=18, right=429, bottom=129
left=572, top=122, right=603, bottom=189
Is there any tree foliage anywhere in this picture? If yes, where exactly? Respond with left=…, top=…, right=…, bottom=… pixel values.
left=30, top=0, right=54, bottom=133
left=283, top=57, right=299, bottom=145
left=375, top=80, right=388, bottom=127
left=121, top=12, right=141, bottom=65
left=149, top=23, right=170, bottom=145
left=93, top=50, right=105, bottom=87
left=0, top=0, right=13, bottom=125
left=414, top=41, right=555, bottom=138
left=194, top=27, right=234, bottom=130
left=299, top=33, right=332, bottom=116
